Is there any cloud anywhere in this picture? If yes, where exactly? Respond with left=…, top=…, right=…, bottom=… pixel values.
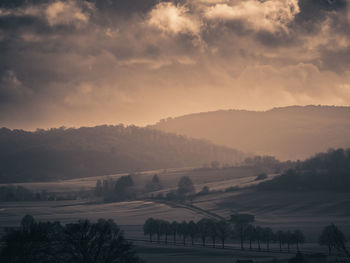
left=0, top=0, right=92, bottom=28
left=148, top=2, right=201, bottom=35
left=0, top=70, right=32, bottom=103
left=45, top=0, right=92, bottom=27
left=0, top=0, right=350, bottom=129
left=204, top=0, right=300, bottom=33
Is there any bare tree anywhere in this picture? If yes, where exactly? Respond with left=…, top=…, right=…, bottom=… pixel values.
left=216, top=220, right=231, bottom=249
left=230, top=214, right=255, bottom=250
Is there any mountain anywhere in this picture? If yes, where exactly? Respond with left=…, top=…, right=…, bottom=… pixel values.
left=151, top=105, right=350, bottom=160
left=258, top=148, right=350, bottom=192
left=0, top=125, right=244, bottom=183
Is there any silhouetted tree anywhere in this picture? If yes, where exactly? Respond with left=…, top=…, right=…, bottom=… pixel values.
left=207, top=220, right=218, bottom=248
left=155, top=219, right=163, bottom=242
left=177, top=176, right=195, bottom=197
left=145, top=174, right=162, bottom=192
left=319, top=224, right=349, bottom=256
left=143, top=218, right=157, bottom=242
left=230, top=214, right=255, bottom=250
left=197, top=218, right=210, bottom=247
left=285, top=230, right=293, bottom=252
left=263, top=227, right=274, bottom=251
left=293, top=230, right=305, bottom=251
left=95, top=180, right=102, bottom=197
left=170, top=221, right=179, bottom=244
left=114, top=175, right=134, bottom=201
left=276, top=230, right=284, bottom=252
left=198, top=186, right=210, bottom=195
left=255, top=226, right=263, bottom=251
left=160, top=220, right=171, bottom=244
left=1, top=215, right=62, bottom=263
left=188, top=221, right=198, bottom=246
left=216, top=220, right=231, bottom=249
left=178, top=221, right=189, bottom=246
left=245, top=224, right=255, bottom=250
left=2, top=216, right=142, bottom=263
left=64, top=219, right=142, bottom=263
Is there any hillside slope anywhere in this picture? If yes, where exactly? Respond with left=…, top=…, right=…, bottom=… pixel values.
left=151, top=105, right=350, bottom=160
left=258, top=148, right=350, bottom=192
left=0, top=125, right=244, bottom=183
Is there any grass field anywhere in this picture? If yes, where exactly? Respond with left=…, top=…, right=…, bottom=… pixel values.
left=1, top=167, right=350, bottom=261
left=134, top=242, right=294, bottom=263
left=0, top=166, right=270, bottom=194
left=192, top=189, right=350, bottom=242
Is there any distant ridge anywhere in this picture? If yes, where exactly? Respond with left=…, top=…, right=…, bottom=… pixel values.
left=0, top=125, right=244, bottom=183
left=151, top=105, right=350, bottom=160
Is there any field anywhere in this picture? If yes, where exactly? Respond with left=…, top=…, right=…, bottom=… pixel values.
left=134, top=242, right=294, bottom=263
left=192, top=190, right=350, bottom=242
left=1, top=167, right=350, bottom=261
left=0, top=166, right=274, bottom=194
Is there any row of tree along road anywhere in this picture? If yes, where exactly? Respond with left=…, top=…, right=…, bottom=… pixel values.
left=143, top=214, right=350, bottom=257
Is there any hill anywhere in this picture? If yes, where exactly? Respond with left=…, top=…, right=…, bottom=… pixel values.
left=151, top=105, right=350, bottom=160
left=0, top=125, right=244, bottom=183
left=258, top=148, right=350, bottom=192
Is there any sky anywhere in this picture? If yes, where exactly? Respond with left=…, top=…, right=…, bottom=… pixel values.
left=1, top=0, right=350, bottom=130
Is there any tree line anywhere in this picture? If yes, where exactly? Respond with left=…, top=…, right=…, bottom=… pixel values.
left=0, top=215, right=143, bottom=263
left=144, top=216, right=350, bottom=256
left=259, top=148, right=350, bottom=192
left=95, top=174, right=197, bottom=202
left=142, top=215, right=305, bottom=252
left=0, top=125, right=244, bottom=183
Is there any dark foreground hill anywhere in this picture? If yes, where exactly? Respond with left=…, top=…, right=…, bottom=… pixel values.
left=0, top=125, right=244, bottom=183
left=151, top=105, right=350, bottom=160
left=258, top=148, right=350, bottom=192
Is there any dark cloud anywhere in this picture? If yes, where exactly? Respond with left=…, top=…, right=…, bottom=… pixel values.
left=294, top=0, right=348, bottom=33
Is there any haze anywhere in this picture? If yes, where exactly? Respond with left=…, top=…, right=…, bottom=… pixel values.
left=1, top=0, right=350, bottom=129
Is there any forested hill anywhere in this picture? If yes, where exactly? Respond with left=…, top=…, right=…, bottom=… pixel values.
left=258, top=148, right=350, bottom=192
left=151, top=105, right=350, bottom=160
left=0, top=125, right=244, bottom=183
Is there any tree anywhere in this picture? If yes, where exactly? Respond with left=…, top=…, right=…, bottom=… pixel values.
left=263, top=227, right=274, bottom=251
left=188, top=221, right=198, bottom=246
left=145, top=174, right=162, bottom=192
left=276, top=230, right=284, bottom=252
left=293, top=230, right=305, bottom=251
left=1, top=216, right=143, bottom=263
left=95, top=180, right=102, bottom=196
left=197, top=218, right=210, bottom=247
left=143, top=218, right=157, bottom=242
left=216, top=220, right=231, bottom=249
left=255, top=226, right=264, bottom=251
left=230, top=214, right=255, bottom=250
left=151, top=174, right=161, bottom=188
left=319, top=224, right=349, bottom=256
left=114, top=175, right=134, bottom=201
left=245, top=224, right=255, bottom=250
left=1, top=216, right=63, bottom=263
left=285, top=230, right=293, bottom=252
left=155, top=219, right=163, bottom=242
left=21, top=214, right=36, bottom=232
left=177, top=176, right=195, bottom=197
left=170, top=221, right=179, bottom=244
left=178, top=221, right=189, bottom=246
left=64, top=219, right=142, bottom=263
left=199, top=186, right=210, bottom=195
left=160, top=220, right=171, bottom=244
left=207, top=220, right=218, bottom=248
